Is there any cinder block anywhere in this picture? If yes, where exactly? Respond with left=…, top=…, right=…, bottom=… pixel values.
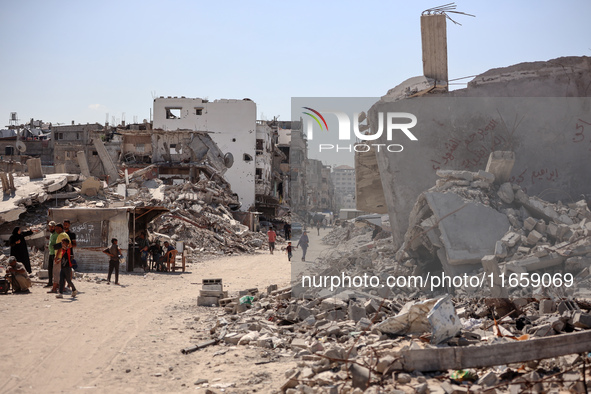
left=573, top=311, right=591, bottom=329
left=199, top=290, right=225, bottom=297
left=197, top=296, right=220, bottom=306
left=202, top=284, right=223, bottom=291
left=202, top=278, right=222, bottom=286
left=539, top=299, right=556, bottom=315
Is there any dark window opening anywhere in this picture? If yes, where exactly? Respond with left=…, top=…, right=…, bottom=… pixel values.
left=255, top=168, right=262, bottom=179
left=195, top=108, right=203, bottom=115
left=243, top=154, right=253, bottom=162
left=165, top=108, right=182, bottom=119
left=92, top=151, right=98, bottom=156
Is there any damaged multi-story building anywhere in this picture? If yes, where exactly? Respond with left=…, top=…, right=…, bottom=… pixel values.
left=253, top=120, right=288, bottom=217
left=287, top=122, right=309, bottom=217
left=306, top=159, right=335, bottom=214
left=151, top=97, right=256, bottom=210
left=52, top=122, right=120, bottom=179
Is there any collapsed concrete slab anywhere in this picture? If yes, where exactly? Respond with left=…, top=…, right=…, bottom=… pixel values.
left=0, top=173, right=76, bottom=224
left=423, top=191, right=510, bottom=266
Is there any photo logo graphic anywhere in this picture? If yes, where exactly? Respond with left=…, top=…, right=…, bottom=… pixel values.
left=302, top=107, right=418, bottom=153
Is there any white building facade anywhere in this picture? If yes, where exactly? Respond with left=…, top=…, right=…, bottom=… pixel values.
left=153, top=97, right=256, bottom=210
left=332, top=164, right=356, bottom=210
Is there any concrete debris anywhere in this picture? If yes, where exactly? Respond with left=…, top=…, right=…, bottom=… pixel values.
left=172, top=156, right=591, bottom=391
left=179, top=273, right=591, bottom=393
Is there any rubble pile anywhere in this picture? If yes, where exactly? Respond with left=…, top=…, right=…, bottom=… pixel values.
left=189, top=285, right=591, bottom=393
left=396, top=169, right=591, bottom=298
left=110, top=176, right=268, bottom=257
left=0, top=173, right=83, bottom=224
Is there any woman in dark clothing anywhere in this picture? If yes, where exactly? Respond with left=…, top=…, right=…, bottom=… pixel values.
left=9, top=226, right=34, bottom=274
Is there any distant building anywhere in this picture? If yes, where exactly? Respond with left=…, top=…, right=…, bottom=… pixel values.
left=52, top=123, right=116, bottom=176
left=332, top=165, right=356, bottom=210
left=307, top=159, right=335, bottom=213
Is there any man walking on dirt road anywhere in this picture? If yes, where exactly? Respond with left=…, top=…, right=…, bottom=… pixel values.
left=267, top=227, right=277, bottom=255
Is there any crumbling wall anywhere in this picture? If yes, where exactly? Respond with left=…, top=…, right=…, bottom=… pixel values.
left=370, top=56, right=591, bottom=248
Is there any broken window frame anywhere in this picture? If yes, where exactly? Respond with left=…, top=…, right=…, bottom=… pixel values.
left=165, top=107, right=182, bottom=119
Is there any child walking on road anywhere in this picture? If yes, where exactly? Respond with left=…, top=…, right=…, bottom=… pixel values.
left=286, top=242, right=293, bottom=261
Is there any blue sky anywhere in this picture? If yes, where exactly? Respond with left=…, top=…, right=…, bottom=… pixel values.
left=0, top=0, right=589, bottom=128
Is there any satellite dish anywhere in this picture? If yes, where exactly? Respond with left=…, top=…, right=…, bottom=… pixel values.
left=224, top=152, right=234, bottom=168
left=16, top=140, right=26, bottom=152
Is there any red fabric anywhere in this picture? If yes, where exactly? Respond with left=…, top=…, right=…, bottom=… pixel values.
left=267, top=230, right=277, bottom=242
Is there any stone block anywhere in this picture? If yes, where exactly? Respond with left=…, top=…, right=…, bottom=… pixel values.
left=534, top=220, right=547, bottom=234
left=27, top=158, right=43, bottom=180
left=435, top=170, right=474, bottom=181
left=573, top=311, right=591, bottom=329
left=494, top=241, right=507, bottom=258
left=485, top=151, right=515, bottom=184
left=539, top=299, right=556, bottom=314
left=470, top=180, right=491, bottom=189
left=348, top=303, right=367, bottom=322
left=526, top=230, right=543, bottom=245
left=501, top=232, right=521, bottom=247
left=197, top=296, right=219, bottom=306
left=547, top=222, right=559, bottom=238
left=477, top=371, right=499, bottom=387
left=524, top=217, right=537, bottom=231
left=320, top=297, right=347, bottom=310
left=497, top=182, right=514, bottom=204
left=291, top=338, right=308, bottom=349
left=296, top=306, right=312, bottom=321
left=475, top=170, right=496, bottom=183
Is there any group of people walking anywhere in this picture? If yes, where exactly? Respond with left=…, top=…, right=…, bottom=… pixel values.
left=267, top=225, right=310, bottom=262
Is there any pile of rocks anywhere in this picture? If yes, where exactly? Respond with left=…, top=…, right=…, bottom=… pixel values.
left=394, top=169, right=591, bottom=298
left=189, top=284, right=591, bottom=393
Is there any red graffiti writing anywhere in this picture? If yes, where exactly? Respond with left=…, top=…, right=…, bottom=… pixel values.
left=531, top=168, right=559, bottom=185
left=431, top=119, right=503, bottom=171
left=509, top=168, right=528, bottom=186
left=572, top=118, right=591, bottom=146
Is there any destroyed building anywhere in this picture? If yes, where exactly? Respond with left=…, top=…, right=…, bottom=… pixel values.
left=152, top=96, right=257, bottom=210
left=288, top=123, right=309, bottom=217
left=306, top=159, right=335, bottom=214
left=254, top=120, right=288, bottom=218
left=356, top=12, right=591, bottom=251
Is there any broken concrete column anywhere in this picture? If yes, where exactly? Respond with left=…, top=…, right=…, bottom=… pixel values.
left=0, top=172, right=9, bottom=195
left=9, top=173, right=16, bottom=192
left=482, top=255, right=508, bottom=298
left=77, top=151, right=91, bottom=177
left=485, top=151, right=515, bottom=184
left=420, top=13, right=448, bottom=87
left=26, top=158, right=43, bottom=180
left=91, top=133, right=119, bottom=184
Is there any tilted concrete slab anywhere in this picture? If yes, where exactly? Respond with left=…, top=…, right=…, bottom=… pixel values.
left=424, top=191, right=510, bottom=265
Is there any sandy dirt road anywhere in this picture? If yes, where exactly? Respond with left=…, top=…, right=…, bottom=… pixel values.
left=0, top=228, right=335, bottom=393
